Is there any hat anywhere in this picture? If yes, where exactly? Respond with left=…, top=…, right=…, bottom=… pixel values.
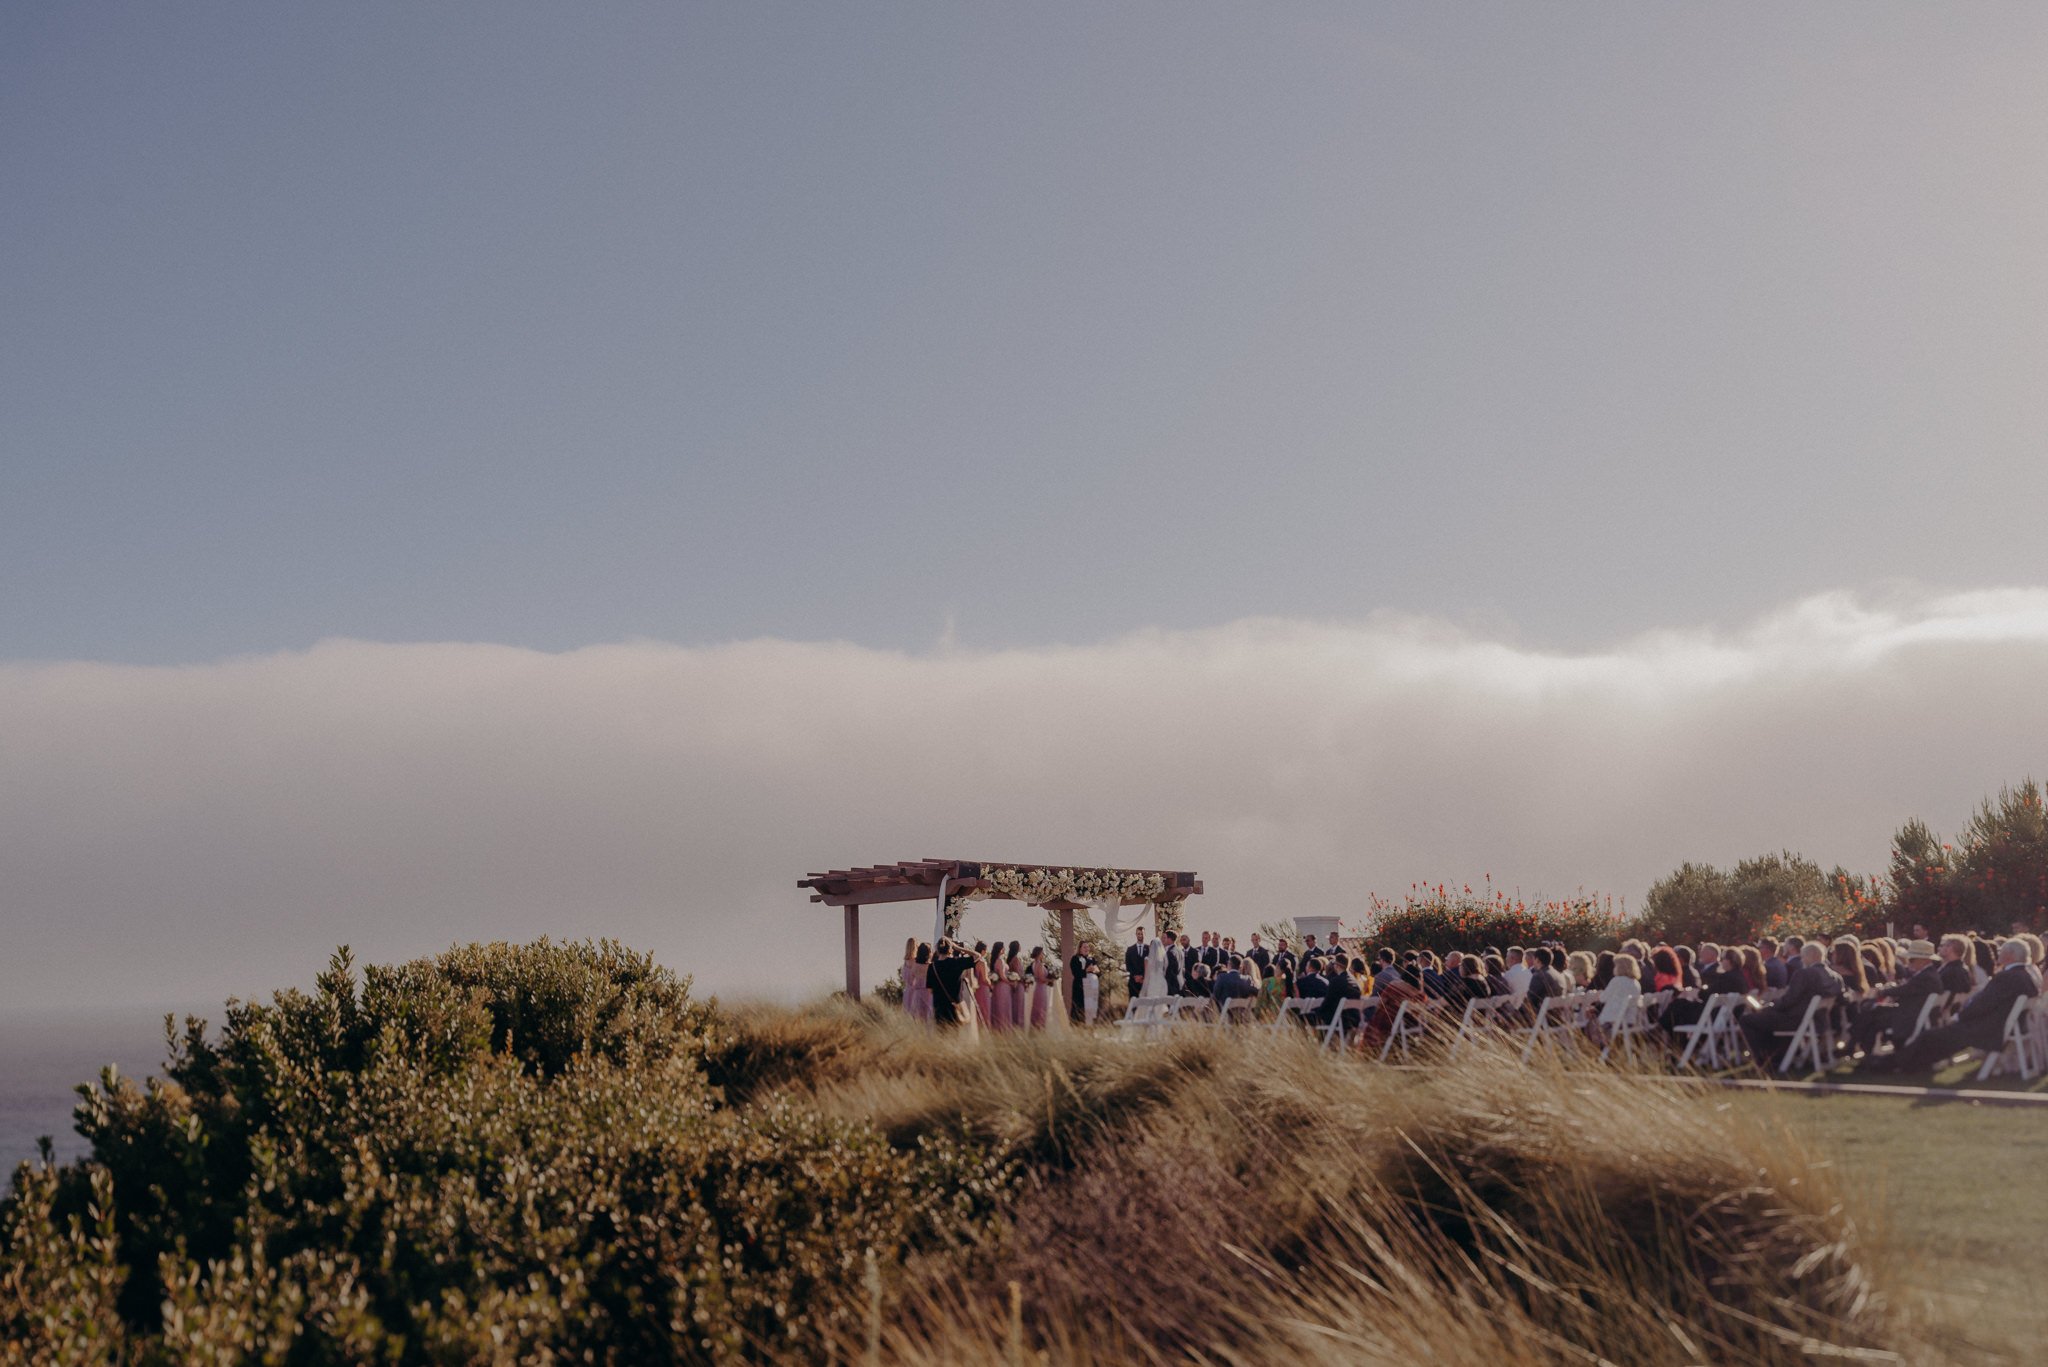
left=1900, top=939, right=1937, bottom=959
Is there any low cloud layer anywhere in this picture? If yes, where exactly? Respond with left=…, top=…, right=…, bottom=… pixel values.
left=4, top=588, right=2046, bottom=1012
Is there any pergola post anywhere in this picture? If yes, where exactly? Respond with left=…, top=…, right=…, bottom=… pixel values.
left=843, top=904, right=861, bottom=999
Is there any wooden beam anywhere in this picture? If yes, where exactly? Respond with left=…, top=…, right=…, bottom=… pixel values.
left=844, top=904, right=861, bottom=1000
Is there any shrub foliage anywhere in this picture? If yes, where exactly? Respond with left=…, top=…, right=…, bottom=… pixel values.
left=0, top=940, right=1004, bottom=1363
left=1362, top=880, right=1624, bottom=954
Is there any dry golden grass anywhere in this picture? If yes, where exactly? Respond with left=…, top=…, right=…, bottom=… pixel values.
left=705, top=1005, right=1982, bottom=1366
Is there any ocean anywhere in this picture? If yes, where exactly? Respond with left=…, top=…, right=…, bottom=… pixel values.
left=0, top=1004, right=209, bottom=1168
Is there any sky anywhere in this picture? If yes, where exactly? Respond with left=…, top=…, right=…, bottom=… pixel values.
left=3, top=5, right=2046, bottom=1010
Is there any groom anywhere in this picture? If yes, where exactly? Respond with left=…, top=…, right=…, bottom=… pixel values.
left=1124, top=923, right=1149, bottom=998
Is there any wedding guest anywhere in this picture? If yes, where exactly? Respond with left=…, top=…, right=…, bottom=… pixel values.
left=1182, top=962, right=1213, bottom=998
left=1164, top=934, right=1187, bottom=996
left=1587, top=951, right=1617, bottom=994
left=1589, top=952, right=1642, bottom=1046
left=908, top=941, right=933, bottom=1021
left=1481, top=954, right=1511, bottom=999
left=1007, top=942, right=1029, bottom=1029
left=1738, top=942, right=1843, bottom=1068
left=1565, top=951, right=1595, bottom=990
left=1028, top=946, right=1053, bottom=1029
left=1935, top=935, right=1977, bottom=997
left=1971, top=937, right=1997, bottom=989
left=1735, top=945, right=1768, bottom=993
left=1850, top=939, right=1945, bottom=1054
left=971, top=942, right=995, bottom=1029
left=987, top=944, right=1010, bottom=1031
left=1082, top=954, right=1101, bottom=1025
left=1271, top=938, right=1296, bottom=981
left=1357, top=963, right=1422, bottom=1052
left=1213, top=955, right=1258, bottom=1011
left=1502, top=948, right=1531, bottom=1001
left=1372, top=949, right=1402, bottom=991
left=1317, top=956, right=1364, bottom=1028
left=1868, top=939, right=2040, bottom=1074
left=1124, top=925, right=1150, bottom=999
left=1648, top=947, right=1683, bottom=994
left=926, top=939, right=973, bottom=1028
left=1295, top=956, right=1330, bottom=1004
left=1523, top=948, right=1570, bottom=1022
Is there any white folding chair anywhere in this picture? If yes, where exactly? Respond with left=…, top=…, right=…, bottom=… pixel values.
left=1449, top=995, right=1512, bottom=1058
left=1894, top=991, right=1950, bottom=1051
left=1320, top=998, right=1367, bottom=1052
left=1214, top=996, right=1254, bottom=1029
left=1600, top=993, right=1659, bottom=1064
left=1272, top=997, right=1320, bottom=1034
left=1775, top=995, right=1840, bottom=1074
left=1975, top=996, right=2040, bottom=1081
left=1378, top=998, right=1433, bottom=1062
left=1673, top=993, right=1740, bottom=1068
left=1115, top=998, right=1176, bottom=1039
left=1520, top=994, right=1579, bottom=1062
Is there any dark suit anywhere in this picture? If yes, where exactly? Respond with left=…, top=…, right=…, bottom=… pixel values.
left=1851, top=961, right=1945, bottom=1053
left=1125, top=941, right=1148, bottom=995
left=1937, top=959, right=1975, bottom=996
left=1164, top=944, right=1185, bottom=996
left=1294, top=971, right=1329, bottom=1003
left=1068, top=953, right=1094, bottom=1021
left=927, top=953, right=972, bottom=1026
left=1883, top=963, right=2042, bottom=1072
left=1740, top=962, right=1844, bottom=1064
left=1248, top=946, right=1272, bottom=975
left=1317, top=970, right=1363, bottom=1026
left=1523, top=967, right=1569, bottom=1022
left=1199, top=944, right=1222, bottom=969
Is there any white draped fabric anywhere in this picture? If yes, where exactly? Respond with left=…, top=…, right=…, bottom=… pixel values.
left=1138, top=938, right=1169, bottom=1000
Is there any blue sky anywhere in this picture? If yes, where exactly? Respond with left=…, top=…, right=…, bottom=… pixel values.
left=7, top=4, right=2045, bottom=665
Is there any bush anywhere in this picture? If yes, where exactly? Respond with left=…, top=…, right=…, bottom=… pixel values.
left=1888, top=780, right=2048, bottom=936
left=1361, top=881, right=1624, bottom=955
left=1633, top=852, right=1881, bottom=946
left=0, top=942, right=1007, bottom=1363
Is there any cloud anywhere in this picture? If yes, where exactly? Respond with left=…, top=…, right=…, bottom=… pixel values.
left=2, top=587, right=2046, bottom=1012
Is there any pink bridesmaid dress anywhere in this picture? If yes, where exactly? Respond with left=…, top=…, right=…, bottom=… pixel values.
left=1029, top=958, right=1051, bottom=1028
left=988, top=962, right=1010, bottom=1030
left=974, top=960, right=995, bottom=1031
left=901, top=960, right=924, bottom=1021
left=1008, top=957, right=1029, bottom=1029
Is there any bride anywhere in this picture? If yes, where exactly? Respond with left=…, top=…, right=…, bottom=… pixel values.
left=1137, top=934, right=1169, bottom=1000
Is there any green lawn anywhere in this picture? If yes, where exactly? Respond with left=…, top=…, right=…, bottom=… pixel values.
left=1734, top=1091, right=2048, bottom=1361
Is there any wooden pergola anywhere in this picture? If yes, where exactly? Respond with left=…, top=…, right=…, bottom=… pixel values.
left=800, top=858, right=1203, bottom=998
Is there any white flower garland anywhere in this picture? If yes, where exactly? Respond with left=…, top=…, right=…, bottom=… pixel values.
left=942, top=867, right=1187, bottom=941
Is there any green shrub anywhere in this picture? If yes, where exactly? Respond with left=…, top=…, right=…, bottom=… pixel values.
left=0, top=941, right=1008, bottom=1364
left=1888, top=780, right=2048, bottom=935
left=1633, top=852, right=1881, bottom=945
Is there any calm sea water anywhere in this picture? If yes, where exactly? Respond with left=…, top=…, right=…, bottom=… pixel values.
left=0, top=1005, right=209, bottom=1167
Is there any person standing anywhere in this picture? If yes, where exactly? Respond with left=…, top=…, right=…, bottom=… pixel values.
left=927, top=940, right=972, bottom=1029
left=1125, top=924, right=1150, bottom=1000
left=1068, top=944, right=1095, bottom=1023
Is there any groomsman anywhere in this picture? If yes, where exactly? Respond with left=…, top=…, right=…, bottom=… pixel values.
left=1164, top=934, right=1187, bottom=995
left=1199, top=932, right=1222, bottom=969
left=1068, top=946, right=1095, bottom=1022
left=1125, top=924, right=1149, bottom=996
left=1271, top=939, right=1297, bottom=982
left=1247, top=934, right=1272, bottom=976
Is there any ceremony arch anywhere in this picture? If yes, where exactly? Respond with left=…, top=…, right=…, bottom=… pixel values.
left=799, top=859, right=1203, bottom=998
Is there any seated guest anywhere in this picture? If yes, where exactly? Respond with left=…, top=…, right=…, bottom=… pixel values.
left=1971, top=937, right=1997, bottom=989
left=1182, top=963, right=1213, bottom=998
left=1867, top=939, right=2041, bottom=1074
left=1372, top=949, right=1402, bottom=991
left=1665, top=943, right=1749, bottom=1032
left=1502, top=947, right=1531, bottom=1000
left=1672, top=944, right=1701, bottom=990
left=1738, top=942, right=1843, bottom=1069
left=1757, top=936, right=1784, bottom=989
left=1212, top=955, right=1259, bottom=1008
left=1458, top=957, right=1492, bottom=1002
left=1481, top=954, right=1511, bottom=1000
left=1934, top=934, right=1976, bottom=997
left=1317, top=956, right=1364, bottom=1027
left=1734, top=945, right=1768, bottom=993
left=1295, top=956, right=1330, bottom=1003
left=1564, top=951, right=1595, bottom=990
left=1522, top=947, right=1570, bottom=1022
left=1589, top=952, right=1642, bottom=1045
left=1850, top=939, right=1947, bottom=1054
left=1358, top=964, right=1425, bottom=1051
left=1648, top=947, right=1683, bottom=994
left=1587, top=950, right=1617, bottom=994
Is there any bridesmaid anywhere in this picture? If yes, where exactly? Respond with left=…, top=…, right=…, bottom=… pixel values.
left=1028, top=946, right=1052, bottom=1028
left=977, top=941, right=1004, bottom=1031
left=900, top=938, right=921, bottom=1019
left=909, top=941, right=933, bottom=1021
left=1007, top=941, right=1029, bottom=1029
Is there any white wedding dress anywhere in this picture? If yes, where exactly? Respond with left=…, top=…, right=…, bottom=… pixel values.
left=1138, top=939, right=1169, bottom=1000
